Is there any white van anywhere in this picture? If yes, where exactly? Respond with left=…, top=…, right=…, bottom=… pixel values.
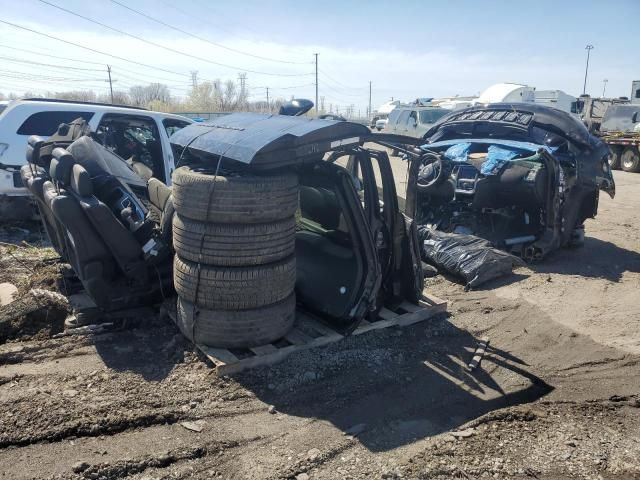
left=0, top=99, right=192, bottom=218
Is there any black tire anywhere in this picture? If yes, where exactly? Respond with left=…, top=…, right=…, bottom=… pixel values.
left=172, top=167, right=299, bottom=223
left=176, top=293, right=296, bottom=348
left=173, top=214, right=295, bottom=266
left=174, top=254, right=296, bottom=310
left=567, top=225, right=585, bottom=248
left=608, top=146, right=622, bottom=170
left=621, top=147, right=640, bottom=173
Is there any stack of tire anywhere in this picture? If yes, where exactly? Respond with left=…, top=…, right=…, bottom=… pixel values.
left=171, top=166, right=299, bottom=348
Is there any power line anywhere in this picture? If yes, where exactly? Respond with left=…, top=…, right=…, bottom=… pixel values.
left=320, top=82, right=368, bottom=102
left=0, top=44, right=189, bottom=85
left=249, top=83, right=315, bottom=91
left=0, top=55, right=104, bottom=72
left=0, top=44, right=105, bottom=65
left=159, top=0, right=311, bottom=61
left=36, top=0, right=315, bottom=77
left=318, top=69, right=367, bottom=91
left=109, top=0, right=310, bottom=66
left=0, top=69, right=106, bottom=82
left=0, top=19, right=191, bottom=78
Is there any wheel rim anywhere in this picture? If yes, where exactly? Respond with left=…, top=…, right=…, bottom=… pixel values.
left=622, top=151, right=636, bottom=169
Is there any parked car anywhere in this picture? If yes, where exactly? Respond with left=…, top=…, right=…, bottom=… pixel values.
left=375, top=118, right=388, bottom=131
left=383, top=105, right=449, bottom=138
left=0, top=98, right=192, bottom=219
left=406, top=103, right=615, bottom=261
left=318, top=113, right=347, bottom=121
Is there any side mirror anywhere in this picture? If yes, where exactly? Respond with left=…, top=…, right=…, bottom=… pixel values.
left=279, top=99, right=314, bottom=116
left=632, top=112, right=639, bottom=123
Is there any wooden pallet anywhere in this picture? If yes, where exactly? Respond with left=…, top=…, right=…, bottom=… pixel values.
left=165, top=293, right=447, bottom=376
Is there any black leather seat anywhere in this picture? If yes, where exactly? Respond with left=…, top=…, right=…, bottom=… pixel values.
left=21, top=136, right=69, bottom=258
left=27, top=143, right=172, bottom=312
left=68, top=161, right=148, bottom=283
left=46, top=155, right=116, bottom=308
left=20, top=165, right=67, bottom=258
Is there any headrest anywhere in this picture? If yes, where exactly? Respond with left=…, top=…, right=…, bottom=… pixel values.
left=300, top=186, right=340, bottom=230
left=49, top=148, right=75, bottom=184
left=26, top=135, right=45, bottom=165
left=28, top=135, right=45, bottom=148
left=70, top=164, right=93, bottom=197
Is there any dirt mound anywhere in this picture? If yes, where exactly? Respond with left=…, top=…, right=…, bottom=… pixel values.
left=0, top=289, right=70, bottom=343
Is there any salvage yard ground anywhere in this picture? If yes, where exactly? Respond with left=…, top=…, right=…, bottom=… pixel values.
left=0, top=162, right=639, bottom=479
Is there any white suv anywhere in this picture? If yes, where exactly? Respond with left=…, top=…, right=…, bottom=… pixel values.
left=0, top=99, right=192, bottom=218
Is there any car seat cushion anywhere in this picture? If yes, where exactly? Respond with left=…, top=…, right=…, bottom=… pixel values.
left=70, top=164, right=93, bottom=197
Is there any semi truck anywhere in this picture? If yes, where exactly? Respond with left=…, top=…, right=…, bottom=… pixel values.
left=578, top=81, right=640, bottom=173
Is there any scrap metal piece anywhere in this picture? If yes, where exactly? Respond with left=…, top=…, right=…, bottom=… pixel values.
left=468, top=336, right=490, bottom=371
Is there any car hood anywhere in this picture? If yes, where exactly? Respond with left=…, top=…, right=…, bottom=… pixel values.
left=424, top=103, right=595, bottom=150
left=170, top=112, right=370, bottom=170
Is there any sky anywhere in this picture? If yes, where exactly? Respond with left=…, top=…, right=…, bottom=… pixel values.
left=0, top=0, right=638, bottom=114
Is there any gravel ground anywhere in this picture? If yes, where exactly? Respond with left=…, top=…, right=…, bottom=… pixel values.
left=0, top=169, right=638, bottom=480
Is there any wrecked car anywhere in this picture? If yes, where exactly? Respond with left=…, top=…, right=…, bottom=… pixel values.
left=402, top=103, right=616, bottom=262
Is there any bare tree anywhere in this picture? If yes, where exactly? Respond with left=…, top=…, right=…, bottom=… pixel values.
left=221, top=80, right=237, bottom=111
left=48, top=90, right=97, bottom=102
left=129, top=83, right=171, bottom=107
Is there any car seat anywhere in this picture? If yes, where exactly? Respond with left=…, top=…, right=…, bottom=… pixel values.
left=66, top=160, right=148, bottom=284
left=46, top=155, right=116, bottom=308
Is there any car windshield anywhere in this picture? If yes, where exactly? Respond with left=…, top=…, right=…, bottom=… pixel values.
left=419, top=109, right=448, bottom=124
left=163, top=118, right=191, bottom=138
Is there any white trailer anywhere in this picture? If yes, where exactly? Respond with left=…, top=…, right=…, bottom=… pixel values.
left=534, top=90, right=578, bottom=114
left=475, top=83, right=536, bottom=104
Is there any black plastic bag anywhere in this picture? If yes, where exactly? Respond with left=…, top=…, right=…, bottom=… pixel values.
left=418, top=228, right=519, bottom=290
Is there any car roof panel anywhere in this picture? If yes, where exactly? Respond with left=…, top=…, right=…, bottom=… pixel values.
left=169, top=112, right=370, bottom=169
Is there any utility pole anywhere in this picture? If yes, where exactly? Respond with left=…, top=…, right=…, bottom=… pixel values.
left=602, top=79, right=608, bottom=97
left=190, top=70, right=198, bottom=90
left=238, top=73, right=247, bottom=108
left=368, top=81, right=372, bottom=118
left=320, top=96, right=325, bottom=113
left=106, top=65, right=114, bottom=104
left=314, top=53, right=318, bottom=113
left=583, top=44, right=594, bottom=95
left=266, top=87, right=270, bottom=113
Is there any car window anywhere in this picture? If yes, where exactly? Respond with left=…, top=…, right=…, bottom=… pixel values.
left=387, top=109, right=401, bottom=126
left=162, top=118, right=191, bottom=138
left=16, top=111, right=95, bottom=136
left=419, top=109, right=449, bottom=124
left=407, top=111, right=418, bottom=127
left=96, top=114, right=166, bottom=182
left=396, top=110, right=411, bottom=128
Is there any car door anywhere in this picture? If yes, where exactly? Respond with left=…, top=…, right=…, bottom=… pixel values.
left=394, top=110, right=411, bottom=135
left=345, top=149, right=424, bottom=308
left=298, top=160, right=382, bottom=331
left=406, top=110, right=419, bottom=137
